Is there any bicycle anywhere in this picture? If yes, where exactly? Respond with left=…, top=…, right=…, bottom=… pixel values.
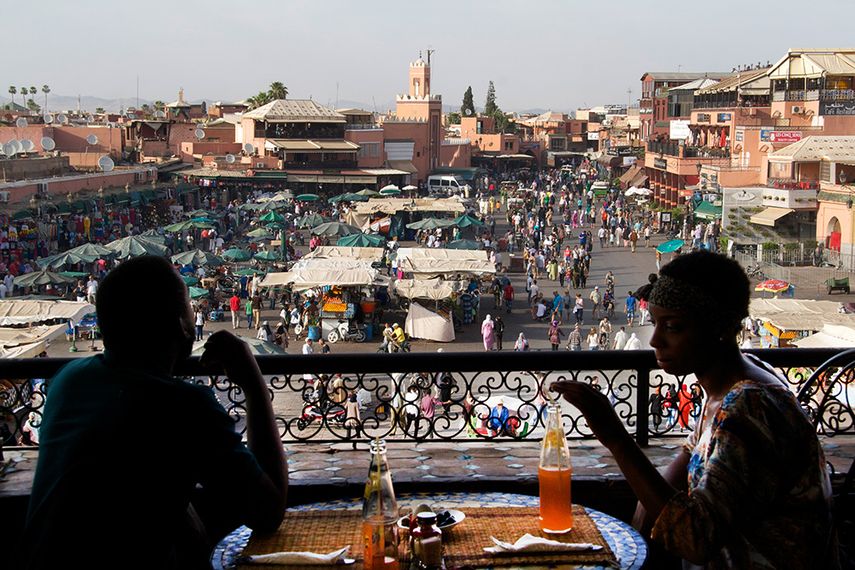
left=746, top=263, right=765, bottom=280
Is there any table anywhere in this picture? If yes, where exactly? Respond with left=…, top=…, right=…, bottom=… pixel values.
left=213, top=492, right=647, bottom=570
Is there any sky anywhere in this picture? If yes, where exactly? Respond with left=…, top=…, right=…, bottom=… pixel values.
left=4, top=0, right=855, bottom=113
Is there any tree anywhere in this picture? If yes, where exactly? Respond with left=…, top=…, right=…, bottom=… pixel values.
left=461, top=86, right=475, bottom=118
left=20, top=86, right=28, bottom=106
left=8, top=86, right=16, bottom=106
left=29, top=86, right=37, bottom=98
left=447, top=112, right=461, bottom=125
left=269, top=81, right=288, bottom=100
left=42, top=84, right=50, bottom=112
left=154, top=100, right=165, bottom=110
left=484, top=81, right=497, bottom=116
left=95, top=107, right=105, bottom=114
left=26, top=98, right=40, bottom=113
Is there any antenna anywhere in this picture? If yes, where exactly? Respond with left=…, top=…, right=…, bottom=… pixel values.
left=426, top=48, right=435, bottom=66
left=136, top=75, right=139, bottom=109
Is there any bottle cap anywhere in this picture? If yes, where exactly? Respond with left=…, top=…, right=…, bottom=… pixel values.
left=416, top=512, right=437, bottom=525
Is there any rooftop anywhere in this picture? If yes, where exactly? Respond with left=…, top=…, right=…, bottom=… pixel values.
left=641, top=71, right=731, bottom=82
left=696, top=67, right=771, bottom=95
left=769, top=49, right=855, bottom=79
left=768, top=135, right=855, bottom=162
left=243, top=99, right=346, bottom=123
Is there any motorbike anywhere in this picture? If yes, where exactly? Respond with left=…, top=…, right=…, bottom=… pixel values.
left=326, top=320, right=367, bottom=344
left=296, top=400, right=346, bottom=430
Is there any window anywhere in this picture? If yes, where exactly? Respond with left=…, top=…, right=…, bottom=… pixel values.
left=357, top=142, right=380, bottom=159
left=549, top=138, right=566, bottom=151
left=504, top=141, right=513, bottom=151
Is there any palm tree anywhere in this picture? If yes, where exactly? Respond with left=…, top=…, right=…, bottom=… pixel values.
left=154, top=100, right=165, bottom=111
left=42, top=84, right=50, bottom=112
left=269, top=81, right=288, bottom=100
left=20, top=87, right=28, bottom=103
left=8, top=86, right=16, bottom=107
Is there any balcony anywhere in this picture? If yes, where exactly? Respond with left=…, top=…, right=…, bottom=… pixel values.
left=821, top=89, right=855, bottom=102
left=284, top=160, right=358, bottom=170
left=767, top=177, right=820, bottom=190
left=647, top=142, right=730, bottom=159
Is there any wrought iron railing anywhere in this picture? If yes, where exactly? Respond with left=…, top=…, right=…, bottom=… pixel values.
left=1, top=350, right=852, bottom=450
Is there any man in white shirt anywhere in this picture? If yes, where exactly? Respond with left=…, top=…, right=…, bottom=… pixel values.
left=86, top=277, right=98, bottom=304
left=623, top=332, right=642, bottom=350
left=612, top=326, right=627, bottom=350
left=529, top=280, right=539, bottom=305
left=0, top=280, right=7, bottom=299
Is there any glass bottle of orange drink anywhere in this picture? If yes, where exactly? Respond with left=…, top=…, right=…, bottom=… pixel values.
left=362, top=438, right=400, bottom=570
left=539, top=402, right=573, bottom=533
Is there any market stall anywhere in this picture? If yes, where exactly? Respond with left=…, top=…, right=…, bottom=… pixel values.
left=0, top=299, right=94, bottom=326
left=404, top=300, right=455, bottom=343
left=749, top=298, right=855, bottom=348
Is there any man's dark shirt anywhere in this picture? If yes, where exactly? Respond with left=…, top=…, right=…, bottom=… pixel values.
left=22, top=354, right=263, bottom=569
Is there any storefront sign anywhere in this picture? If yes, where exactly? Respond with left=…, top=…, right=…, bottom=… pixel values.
left=735, top=128, right=744, bottom=142
left=717, top=113, right=732, bottom=122
left=653, top=157, right=668, bottom=170
left=696, top=113, right=711, bottom=123
left=820, top=101, right=855, bottom=116
left=769, top=131, right=802, bottom=143
left=669, top=120, right=692, bottom=140
left=587, top=132, right=600, bottom=140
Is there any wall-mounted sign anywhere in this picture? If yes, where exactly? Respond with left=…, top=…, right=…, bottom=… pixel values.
left=735, top=128, right=744, bottom=142
left=696, top=113, right=711, bottom=123
left=654, top=157, right=668, bottom=170
left=669, top=120, right=692, bottom=140
left=717, top=113, right=732, bottom=122
left=820, top=101, right=855, bottom=116
left=769, top=131, right=802, bottom=143
left=587, top=132, right=600, bottom=140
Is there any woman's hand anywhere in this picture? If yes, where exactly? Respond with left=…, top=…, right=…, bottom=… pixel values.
left=550, top=380, right=631, bottom=450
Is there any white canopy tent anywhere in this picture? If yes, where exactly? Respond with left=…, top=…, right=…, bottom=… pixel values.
left=303, top=246, right=385, bottom=260
left=405, top=301, right=455, bottom=342
left=0, top=300, right=94, bottom=326
left=792, top=324, right=855, bottom=348
left=0, top=323, right=66, bottom=358
left=393, top=278, right=456, bottom=301
left=749, top=298, right=855, bottom=333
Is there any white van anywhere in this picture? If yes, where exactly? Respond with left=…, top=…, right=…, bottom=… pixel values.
left=427, top=174, right=465, bottom=195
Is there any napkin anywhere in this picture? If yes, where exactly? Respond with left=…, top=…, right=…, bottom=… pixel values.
left=239, top=546, right=353, bottom=565
left=484, top=534, right=602, bottom=554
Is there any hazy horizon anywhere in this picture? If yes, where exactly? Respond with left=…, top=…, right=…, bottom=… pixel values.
left=4, top=0, right=855, bottom=113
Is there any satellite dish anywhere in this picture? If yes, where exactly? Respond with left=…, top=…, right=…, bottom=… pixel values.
left=98, top=155, right=115, bottom=172
left=127, top=112, right=136, bottom=120
left=41, top=137, right=56, bottom=151
left=86, top=134, right=98, bottom=145
left=463, top=108, right=473, bottom=116
left=57, top=113, right=68, bottom=125
left=15, top=117, right=28, bottom=128
left=21, top=140, right=35, bottom=152
left=3, top=142, right=17, bottom=156
left=194, top=128, right=205, bottom=140
left=43, top=113, right=54, bottom=124
left=243, top=143, right=254, bottom=154
left=225, top=154, right=236, bottom=164
left=11, top=140, right=22, bottom=154
left=155, top=110, right=166, bottom=119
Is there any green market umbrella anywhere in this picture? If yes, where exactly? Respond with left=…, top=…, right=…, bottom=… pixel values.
left=140, top=229, right=167, bottom=243
left=296, top=193, right=320, bottom=202
left=221, top=248, right=252, bottom=262
left=297, top=213, right=327, bottom=229
left=163, top=219, right=216, bottom=232
left=253, top=250, right=278, bottom=261
left=247, top=227, right=274, bottom=239
left=656, top=239, right=685, bottom=254
left=311, top=221, right=361, bottom=237
left=37, top=251, right=94, bottom=269
left=380, top=187, right=401, bottom=196
left=265, top=222, right=286, bottom=230
left=259, top=211, right=285, bottom=223
left=105, top=235, right=169, bottom=259
left=406, top=218, right=455, bottom=231
left=188, top=209, right=218, bottom=218
left=356, top=189, right=380, bottom=197
left=240, top=202, right=267, bottom=211
left=445, top=239, right=482, bottom=250
left=182, top=275, right=200, bottom=286
left=336, top=233, right=386, bottom=247
left=67, top=243, right=115, bottom=260
left=187, top=286, right=209, bottom=299
left=59, top=271, right=90, bottom=279
left=452, top=214, right=485, bottom=228
left=234, top=267, right=266, bottom=276
left=13, top=269, right=76, bottom=287
left=329, top=192, right=369, bottom=203
left=170, top=249, right=225, bottom=267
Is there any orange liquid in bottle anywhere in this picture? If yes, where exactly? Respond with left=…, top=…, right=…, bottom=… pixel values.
left=362, top=520, right=399, bottom=570
left=538, top=466, right=573, bottom=533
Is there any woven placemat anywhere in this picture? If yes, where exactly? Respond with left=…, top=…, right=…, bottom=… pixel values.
left=238, top=506, right=618, bottom=569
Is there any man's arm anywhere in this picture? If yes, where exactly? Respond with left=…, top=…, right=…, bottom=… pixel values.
left=201, top=331, right=287, bottom=532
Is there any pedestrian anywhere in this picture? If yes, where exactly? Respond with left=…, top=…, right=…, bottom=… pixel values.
left=481, top=314, right=496, bottom=351
left=494, top=315, right=505, bottom=350
left=194, top=307, right=205, bottom=341
left=251, top=294, right=262, bottom=329
left=344, top=392, right=361, bottom=449
left=503, top=281, right=514, bottom=313
left=245, top=296, right=253, bottom=328
left=623, top=331, right=642, bottom=350
left=589, top=286, right=601, bottom=319
left=626, top=291, right=637, bottom=327
left=612, top=326, right=628, bottom=350
left=514, top=332, right=529, bottom=351
left=256, top=321, right=272, bottom=342
left=548, top=320, right=564, bottom=351
left=573, top=293, right=584, bottom=325
left=586, top=327, right=600, bottom=350
left=318, top=338, right=331, bottom=354
left=567, top=323, right=582, bottom=351
left=229, top=293, right=241, bottom=329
